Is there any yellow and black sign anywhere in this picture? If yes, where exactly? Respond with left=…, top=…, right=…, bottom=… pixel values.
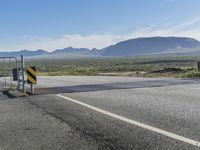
left=26, top=66, right=37, bottom=84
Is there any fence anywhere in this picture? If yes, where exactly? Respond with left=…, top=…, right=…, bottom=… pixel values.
left=0, top=57, right=19, bottom=90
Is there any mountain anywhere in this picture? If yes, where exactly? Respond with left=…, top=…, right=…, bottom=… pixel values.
left=45, top=47, right=100, bottom=58
left=90, top=48, right=101, bottom=56
left=1, top=36, right=200, bottom=58
left=0, top=49, right=48, bottom=57
left=50, top=47, right=92, bottom=57
left=101, top=37, right=200, bottom=56
left=52, top=47, right=90, bottom=54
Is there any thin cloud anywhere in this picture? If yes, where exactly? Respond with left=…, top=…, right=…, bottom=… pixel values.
left=0, top=34, right=125, bottom=51
left=0, top=18, right=200, bottom=52
left=129, top=17, right=200, bottom=40
left=172, top=17, right=200, bottom=31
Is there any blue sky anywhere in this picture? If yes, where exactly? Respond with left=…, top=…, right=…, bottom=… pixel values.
left=0, top=0, right=200, bottom=51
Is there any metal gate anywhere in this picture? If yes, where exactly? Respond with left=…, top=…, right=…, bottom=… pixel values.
left=0, top=57, right=20, bottom=90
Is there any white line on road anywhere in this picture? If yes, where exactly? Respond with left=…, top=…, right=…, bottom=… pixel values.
left=57, top=94, right=200, bottom=148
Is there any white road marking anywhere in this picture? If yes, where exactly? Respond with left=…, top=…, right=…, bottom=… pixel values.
left=57, top=94, right=200, bottom=148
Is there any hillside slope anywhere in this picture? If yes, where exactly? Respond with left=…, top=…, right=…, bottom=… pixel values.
left=101, top=37, right=200, bottom=56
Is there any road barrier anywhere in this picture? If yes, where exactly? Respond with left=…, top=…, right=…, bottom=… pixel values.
left=26, top=66, right=37, bottom=84
left=26, top=66, right=37, bottom=94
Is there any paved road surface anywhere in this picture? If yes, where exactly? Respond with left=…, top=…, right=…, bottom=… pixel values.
left=0, top=80, right=7, bottom=101
left=1, top=76, right=200, bottom=150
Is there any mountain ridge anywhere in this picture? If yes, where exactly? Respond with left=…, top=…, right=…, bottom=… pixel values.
left=101, top=36, right=200, bottom=56
left=1, top=36, right=200, bottom=57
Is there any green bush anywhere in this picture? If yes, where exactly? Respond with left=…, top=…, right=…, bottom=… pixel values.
left=185, top=71, right=200, bottom=78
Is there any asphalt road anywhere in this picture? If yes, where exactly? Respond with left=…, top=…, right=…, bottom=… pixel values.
left=1, top=76, right=200, bottom=150
left=0, top=80, right=8, bottom=101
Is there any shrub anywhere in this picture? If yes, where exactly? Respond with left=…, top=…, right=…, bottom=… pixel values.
left=185, top=70, right=200, bottom=78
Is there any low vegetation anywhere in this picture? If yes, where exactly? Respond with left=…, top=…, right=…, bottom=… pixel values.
left=22, top=56, right=200, bottom=78
left=184, top=71, right=200, bottom=78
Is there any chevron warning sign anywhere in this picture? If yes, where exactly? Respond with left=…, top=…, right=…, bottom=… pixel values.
left=26, top=66, right=37, bottom=84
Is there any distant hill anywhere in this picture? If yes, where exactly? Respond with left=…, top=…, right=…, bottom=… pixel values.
left=0, top=47, right=100, bottom=58
left=52, top=47, right=90, bottom=54
left=0, top=49, right=48, bottom=57
left=36, top=47, right=100, bottom=59
left=101, top=37, right=200, bottom=56
left=1, top=37, right=200, bottom=58
left=50, top=47, right=96, bottom=57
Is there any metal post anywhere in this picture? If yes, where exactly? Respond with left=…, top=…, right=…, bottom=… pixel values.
left=3, top=58, right=6, bottom=88
left=21, top=55, right=26, bottom=93
left=9, top=58, right=12, bottom=89
left=17, top=61, right=20, bottom=91
left=198, top=61, right=200, bottom=72
left=30, top=84, right=34, bottom=94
